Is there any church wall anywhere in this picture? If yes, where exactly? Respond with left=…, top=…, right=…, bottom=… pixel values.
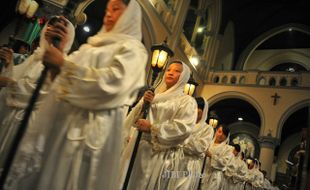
left=200, top=84, right=310, bottom=138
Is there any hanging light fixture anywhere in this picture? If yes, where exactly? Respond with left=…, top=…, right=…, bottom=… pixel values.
left=184, top=73, right=199, bottom=96
left=150, top=39, right=174, bottom=85
left=208, top=110, right=219, bottom=128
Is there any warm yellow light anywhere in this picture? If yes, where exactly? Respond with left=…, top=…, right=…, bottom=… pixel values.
left=151, top=50, right=159, bottom=67
left=190, top=56, right=199, bottom=66
left=197, top=27, right=204, bottom=33
left=151, top=50, right=168, bottom=69
left=209, top=118, right=218, bottom=128
left=157, top=51, right=168, bottom=68
left=184, top=83, right=196, bottom=96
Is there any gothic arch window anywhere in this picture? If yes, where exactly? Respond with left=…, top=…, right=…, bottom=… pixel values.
left=230, top=76, right=237, bottom=84
left=239, top=76, right=245, bottom=84
left=221, top=76, right=228, bottom=84
left=163, top=0, right=173, bottom=9
left=291, top=78, right=299, bottom=87
left=258, top=77, right=266, bottom=85
left=269, top=77, right=276, bottom=86
left=213, top=75, right=220, bottom=83
left=279, top=78, right=287, bottom=86
left=183, top=1, right=209, bottom=55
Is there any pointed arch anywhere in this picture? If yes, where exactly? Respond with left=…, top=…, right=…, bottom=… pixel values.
left=236, top=23, right=310, bottom=70
left=276, top=99, right=310, bottom=140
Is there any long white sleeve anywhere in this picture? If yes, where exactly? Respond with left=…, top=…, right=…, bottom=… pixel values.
left=55, top=40, right=147, bottom=110
left=151, top=96, right=197, bottom=147
left=184, top=124, right=214, bottom=156
left=210, top=144, right=234, bottom=170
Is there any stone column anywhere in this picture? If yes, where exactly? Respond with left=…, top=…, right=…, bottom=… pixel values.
left=259, top=136, right=279, bottom=179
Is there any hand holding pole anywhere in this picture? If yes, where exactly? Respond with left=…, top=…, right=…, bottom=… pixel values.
left=122, top=39, right=174, bottom=189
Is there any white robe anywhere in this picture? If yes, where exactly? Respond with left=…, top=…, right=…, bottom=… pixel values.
left=245, top=168, right=256, bottom=190
left=126, top=95, right=197, bottom=190
left=175, top=99, right=214, bottom=190
left=176, top=123, right=214, bottom=190
left=262, top=178, right=272, bottom=190
left=4, top=1, right=148, bottom=190
left=200, top=141, right=233, bottom=190
left=0, top=19, right=75, bottom=172
left=122, top=62, right=197, bottom=190
left=223, top=155, right=248, bottom=190
left=251, top=168, right=264, bottom=189
left=223, top=153, right=238, bottom=190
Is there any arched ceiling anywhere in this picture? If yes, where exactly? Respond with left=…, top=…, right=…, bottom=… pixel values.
left=220, top=0, right=310, bottom=69
left=208, top=98, right=261, bottom=127
left=280, top=106, right=308, bottom=143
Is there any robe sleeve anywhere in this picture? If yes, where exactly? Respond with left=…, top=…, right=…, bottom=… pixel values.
left=211, top=145, right=234, bottom=170
left=151, top=97, right=197, bottom=147
left=237, top=160, right=249, bottom=181
left=122, top=100, right=143, bottom=142
left=55, top=40, right=147, bottom=110
left=225, top=156, right=240, bottom=177
left=246, top=170, right=255, bottom=183
left=185, top=124, right=214, bottom=156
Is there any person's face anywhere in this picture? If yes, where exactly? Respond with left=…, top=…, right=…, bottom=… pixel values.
left=164, top=63, right=183, bottom=89
left=215, top=127, right=227, bottom=143
left=18, top=45, right=28, bottom=54
left=233, top=149, right=238, bottom=156
left=248, top=162, right=254, bottom=169
left=104, top=0, right=127, bottom=32
left=196, top=108, right=203, bottom=123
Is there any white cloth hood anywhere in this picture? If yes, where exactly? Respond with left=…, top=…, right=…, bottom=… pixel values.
left=197, top=97, right=209, bottom=127
left=12, top=17, right=75, bottom=81
left=153, top=60, right=191, bottom=103
left=5, top=18, right=75, bottom=108
left=87, top=0, right=143, bottom=46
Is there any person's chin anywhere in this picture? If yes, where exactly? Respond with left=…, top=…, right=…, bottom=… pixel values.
left=165, top=80, right=174, bottom=86
left=105, top=22, right=114, bottom=30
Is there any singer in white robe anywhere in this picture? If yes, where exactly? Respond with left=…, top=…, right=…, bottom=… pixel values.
left=200, top=125, right=232, bottom=190
left=231, top=153, right=248, bottom=190
left=262, top=177, right=272, bottom=190
left=0, top=18, right=75, bottom=172
left=223, top=146, right=248, bottom=190
left=5, top=0, right=148, bottom=190
left=251, top=161, right=265, bottom=190
left=245, top=159, right=256, bottom=190
left=123, top=61, right=197, bottom=190
left=222, top=145, right=239, bottom=190
left=175, top=97, right=214, bottom=189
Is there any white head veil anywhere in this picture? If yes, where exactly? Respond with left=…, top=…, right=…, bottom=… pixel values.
left=152, top=60, right=191, bottom=103
left=6, top=18, right=75, bottom=108
left=211, top=125, right=230, bottom=147
left=12, top=17, right=75, bottom=81
left=87, top=0, right=143, bottom=46
left=197, top=97, right=209, bottom=126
